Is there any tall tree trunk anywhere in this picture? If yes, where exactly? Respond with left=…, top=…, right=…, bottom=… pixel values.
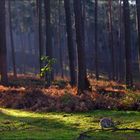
left=73, top=0, right=90, bottom=93
left=64, top=0, right=76, bottom=86
left=37, top=0, right=43, bottom=75
left=0, top=0, right=8, bottom=84
left=94, top=0, right=99, bottom=80
left=58, top=0, right=64, bottom=78
left=82, top=0, right=86, bottom=47
left=136, top=0, right=140, bottom=71
left=123, top=0, right=133, bottom=88
left=108, top=0, right=115, bottom=80
left=8, top=0, right=17, bottom=78
left=20, top=32, right=26, bottom=74
left=44, top=0, right=53, bottom=85
left=118, top=0, right=124, bottom=81
left=33, top=0, right=39, bottom=74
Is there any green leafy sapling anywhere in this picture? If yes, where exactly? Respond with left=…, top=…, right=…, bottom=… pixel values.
left=40, top=56, right=56, bottom=78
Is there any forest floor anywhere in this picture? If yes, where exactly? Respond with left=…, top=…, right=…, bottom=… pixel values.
left=0, top=108, right=140, bottom=140
left=0, top=75, right=140, bottom=139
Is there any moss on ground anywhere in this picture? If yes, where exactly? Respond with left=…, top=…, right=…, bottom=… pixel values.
left=0, top=108, right=140, bottom=140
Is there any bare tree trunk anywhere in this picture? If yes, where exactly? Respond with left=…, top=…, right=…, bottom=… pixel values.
left=0, top=0, right=8, bottom=84
left=136, top=0, right=140, bottom=71
left=73, top=0, right=90, bottom=93
left=44, top=0, right=53, bottom=85
left=8, top=0, right=17, bottom=78
left=94, top=0, right=99, bottom=80
left=108, top=0, right=115, bottom=80
left=82, top=0, right=86, bottom=47
left=37, top=0, right=43, bottom=75
left=64, top=0, right=76, bottom=86
left=58, top=0, right=64, bottom=79
left=123, top=0, right=133, bottom=88
left=19, top=32, right=25, bottom=74
left=118, top=0, right=124, bottom=81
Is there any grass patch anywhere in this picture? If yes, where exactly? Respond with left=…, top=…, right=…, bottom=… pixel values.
left=0, top=108, right=140, bottom=140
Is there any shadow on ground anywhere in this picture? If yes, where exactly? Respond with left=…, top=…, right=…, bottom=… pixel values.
left=0, top=108, right=140, bottom=140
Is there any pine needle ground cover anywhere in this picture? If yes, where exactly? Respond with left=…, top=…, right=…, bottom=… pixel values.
left=0, top=108, right=140, bottom=140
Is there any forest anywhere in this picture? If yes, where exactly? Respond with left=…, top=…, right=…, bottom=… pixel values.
left=0, top=0, right=140, bottom=139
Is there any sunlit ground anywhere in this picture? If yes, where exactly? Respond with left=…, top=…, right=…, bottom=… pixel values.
left=0, top=108, right=140, bottom=140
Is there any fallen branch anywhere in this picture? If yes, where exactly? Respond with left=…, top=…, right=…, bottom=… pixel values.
left=112, top=128, right=140, bottom=132
left=76, top=128, right=140, bottom=140
left=80, top=128, right=140, bottom=135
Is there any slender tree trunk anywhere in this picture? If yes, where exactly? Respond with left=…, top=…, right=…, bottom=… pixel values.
left=136, top=0, right=140, bottom=71
left=94, top=0, right=99, bottom=80
left=82, top=0, right=86, bottom=47
left=58, top=0, right=64, bottom=78
left=73, top=0, right=90, bottom=93
left=123, top=0, right=133, bottom=88
left=64, top=0, right=76, bottom=86
left=44, top=0, right=53, bottom=85
left=20, top=33, right=25, bottom=74
left=0, top=0, right=8, bottom=84
left=8, top=0, right=17, bottom=78
left=108, top=0, right=115, bottom=80
left=37, top=0, right=43, bottom=75
left=32, top=0, right=39, bottom=74
left=118, top=0, right=124, bottom=81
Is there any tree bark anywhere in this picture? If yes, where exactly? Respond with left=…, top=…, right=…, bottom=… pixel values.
left=64, top=0, right=76, bottom=86
left=118, top=0, right=124, bottom=81
left=0, top=0, right=8, bottom=84
left=108, top=0, right=115, bottom=80
left=94, top=0, right=99, bottom=80
left=73, top=0, right=90, bottom=93
left=136, top=0, right=140, bottom=71
left=44, top=0, right=53, bottom=85
left=58, top=0, right=64, bottom=79
left=8, top=0, right=17, bottom=78
left=37, top=0, right=43, bottom=75
left=123, top=0, right=133, bottom=88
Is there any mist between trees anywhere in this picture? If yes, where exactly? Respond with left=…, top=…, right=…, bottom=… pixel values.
left=0, top=0, right=139, bottom=92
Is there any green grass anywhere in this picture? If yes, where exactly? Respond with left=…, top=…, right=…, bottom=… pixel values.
left=0, top=108, right=140, bottom=140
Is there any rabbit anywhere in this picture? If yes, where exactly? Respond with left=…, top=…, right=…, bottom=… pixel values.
left=99, top=117, right=118, bottom=130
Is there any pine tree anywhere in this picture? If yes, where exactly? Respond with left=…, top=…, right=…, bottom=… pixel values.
left=0, top=0, right=8, bottom=84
